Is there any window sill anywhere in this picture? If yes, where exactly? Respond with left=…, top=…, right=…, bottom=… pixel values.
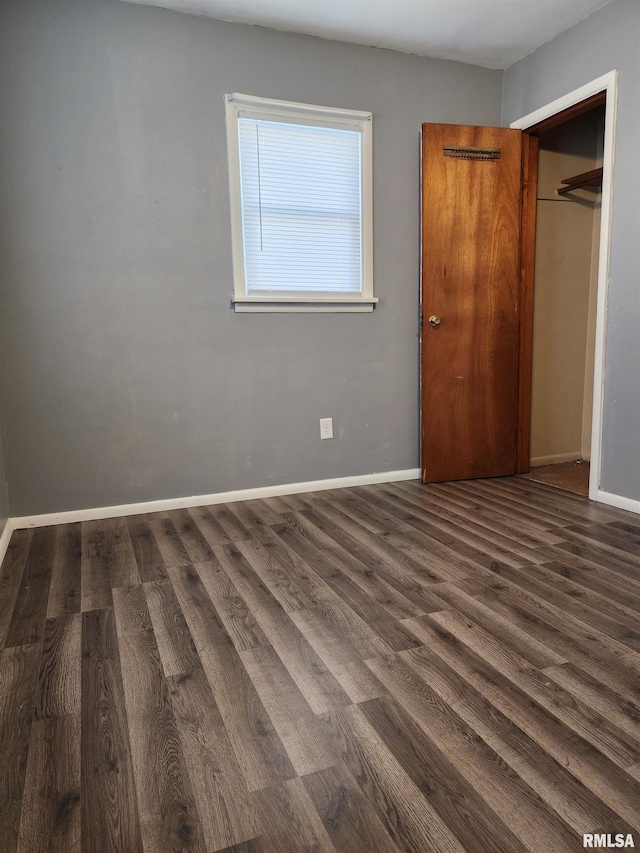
left=232, top=297, right=378, bottom=313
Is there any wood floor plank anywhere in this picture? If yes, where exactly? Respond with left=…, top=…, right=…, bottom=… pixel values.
left=17, top=714, right=81, bottom=853
left=216, top=840, right=266, bottom=853
left=302, top=762, right=404, bottom=853
left=402, top=580, right=567, bottom=669
left=464, top=575, right=640, bottom=707
left=105, top=517, right=140, bottom=588
left=213, top=543, right=283, bottom=613
left=249, top=602, right=352, bottom=714
left=5, top=527, right=56, bottom=647
left=442, top=480, right=571, bottom=534
left=364, top=653, right=584, bottom=851
left=269, top=518, right=425, bottom=621
left=369, top=484, right=553, bottom=564
left=143, top=577, right=201, bottom=677
left=168, top=563, right=235, bottom=648
left=209, top=504, right=254, bottom=542
left=563, top=523, right=640, bottom=565
left=273, top=514, right=432, bottom=622
left=475, top=560, right=640, bottom=653
left=0, top=643, right=41, bottom=853
left=0, top=585, right=21, bottom=654
left=422, top=481, right=564, bottom=545
left=148, top=517, right=193, bottom=570
left=318, top=704, right=468, bottom=853
left=289, top=606, right=387, bottom=703
left=279, top=510, right=452, bottom=621
left=0, top=528, right=33, bottom=590
left=113, top=584, right=206, bottom=852
left=404, top=638, right=640, bottom=829
left=80, top=521, right=114, bottom=612
left=434, top=478, right=580, bottom=528
left=185, top=505, right=232, bottom=548
left=539, top=555, right=640, bottom=614
left=626, top=763, right=640, bottom=783
left=252, top=777, right=337, bottom=853
left=550, top=536, right=640, bottom=583
left=169, top=566, right=296, bottom=791
left=167, top=508, right=216, bottom=564
left=236, top=534, right=322, bottom=613
left=378, top=651, right=616, bottom=840
left=240, top=644, right=336, bottom=777
left=360, top=695, right=531, bottom=853
left=479, top=477, right=624, bottom=524
left=47, top=524, right=82, bottom=617
left=126, top=514, right=167, bottom=582
left=35, top=613, right=81, bottom=720
left=226, top=498, right=282, bottom=529
left=192, top=559, right=268, bottom=652
left=425, top=608, right=640, bottom=768
left=302, top=501, right=476, bottom=586
left=166, top=667, right=259, bottom=851
left=541, top=661, right=640, bottom=741
left=81, top=608, right=143, bottom=853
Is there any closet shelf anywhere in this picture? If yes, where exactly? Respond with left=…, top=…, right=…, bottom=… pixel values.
left=557, top=166, right=603, bottom=196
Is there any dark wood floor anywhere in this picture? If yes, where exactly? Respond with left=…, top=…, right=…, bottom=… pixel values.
left=2, top=476, right=640, bottom=853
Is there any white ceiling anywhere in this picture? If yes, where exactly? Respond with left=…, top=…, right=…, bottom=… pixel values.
left=119, top=0, right=613, bottom=69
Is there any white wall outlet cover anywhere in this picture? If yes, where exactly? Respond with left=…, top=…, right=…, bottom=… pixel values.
left=320, top=417, right=333, bottom=439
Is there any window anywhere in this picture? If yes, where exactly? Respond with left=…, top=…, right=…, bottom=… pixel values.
left=225, top=93, right=376, bottom=312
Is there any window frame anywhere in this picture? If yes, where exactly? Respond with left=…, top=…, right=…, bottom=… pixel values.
left=225, top=93, right=376, bottom=313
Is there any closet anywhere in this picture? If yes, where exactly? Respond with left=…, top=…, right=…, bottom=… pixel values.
left=528, top=106, right=605, bottom=485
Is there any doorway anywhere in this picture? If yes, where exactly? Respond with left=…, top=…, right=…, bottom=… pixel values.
left=511, top=71, right=618, bottom=501
left=525, top=104, right=605, bottom=496
left=419, top=73, right=617, bottom=496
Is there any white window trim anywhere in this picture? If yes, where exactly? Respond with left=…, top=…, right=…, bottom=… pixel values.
left=225, top=93, right=376, bottom=313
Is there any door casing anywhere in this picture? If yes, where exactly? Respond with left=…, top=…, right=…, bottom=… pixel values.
left=510, top=71, right=618, bottom=502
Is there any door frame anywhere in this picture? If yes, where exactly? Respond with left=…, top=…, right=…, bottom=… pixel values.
left=510, top=70, right=618, bottom=501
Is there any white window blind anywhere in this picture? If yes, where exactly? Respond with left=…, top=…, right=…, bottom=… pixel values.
left=238, top=119, right=362, bottom=295
left=226, top=94, right=375, bottom=312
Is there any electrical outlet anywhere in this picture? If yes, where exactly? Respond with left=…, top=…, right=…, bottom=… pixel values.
left=320, top=417, right=333, bottom=440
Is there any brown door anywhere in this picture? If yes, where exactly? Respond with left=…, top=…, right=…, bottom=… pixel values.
left=421, top=123, right=525, bottom=483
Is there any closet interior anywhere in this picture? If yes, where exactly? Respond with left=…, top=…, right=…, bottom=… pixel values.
left=528, top=104, right=605, bottom=493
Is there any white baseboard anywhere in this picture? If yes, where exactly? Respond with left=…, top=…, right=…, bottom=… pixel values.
left=11, top=468, right=421, bottom=530
left=596, top=490, right=640, bottom=516
left=0, top=519, right=16, bottom=565
left=530, top=452, right=582, bottom=467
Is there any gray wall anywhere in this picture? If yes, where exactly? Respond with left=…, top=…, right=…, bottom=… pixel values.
left=0, top=392, right=8, bottom=535
left=0, top=298, right=8, bottom=534
left=0, top=0, right=502, bottom=515
left=503, top=0, right=640, bottom=501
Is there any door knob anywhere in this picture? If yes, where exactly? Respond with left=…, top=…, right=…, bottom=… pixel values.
left=428, top=315, right=441, bottom=328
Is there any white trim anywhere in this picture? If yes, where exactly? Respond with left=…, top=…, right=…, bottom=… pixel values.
left=508, top=72, right=614, bottom=131
left=232, top=296, right=378, bottom=303
left=596, top=490, right=640, bottom=516
left=226, top=92, right=372, bottom=123
left=530, top=452, right=582, bottom=467
left=233, top=302, right=376, bottom=313
left=0, top=519, right=16, bottom=566
left=225, top=93, right=375, bottom=311
left=511, top=70, right=618, bottom=505
left=10, top=469, right=420, bottom=530
left=232, top=295, right=378, bottom=313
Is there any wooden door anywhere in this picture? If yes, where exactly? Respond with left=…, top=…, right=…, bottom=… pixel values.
left=421, top=124, right=525, bottom=483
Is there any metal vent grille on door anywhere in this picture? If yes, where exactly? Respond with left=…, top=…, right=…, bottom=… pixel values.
left=444, top=146, right=501, bottom=161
